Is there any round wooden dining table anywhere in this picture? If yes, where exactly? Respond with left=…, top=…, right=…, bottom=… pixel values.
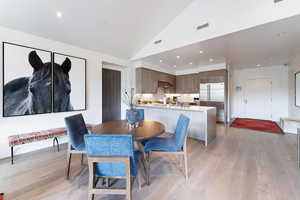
left=91, top=120, right=165, bottom=140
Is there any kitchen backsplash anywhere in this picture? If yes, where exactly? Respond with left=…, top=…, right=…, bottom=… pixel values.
left=135, top=93, right=199, bottom=103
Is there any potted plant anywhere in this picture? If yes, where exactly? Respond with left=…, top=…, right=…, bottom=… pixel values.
left=123, top=88, right=139, bottom=126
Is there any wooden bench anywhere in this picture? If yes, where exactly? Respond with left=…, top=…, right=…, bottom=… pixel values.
left=8, top=124, right=93, bottom=165
left=280, top=117, right=300, bottom=134
left=280, top=117, right=300, bottom=127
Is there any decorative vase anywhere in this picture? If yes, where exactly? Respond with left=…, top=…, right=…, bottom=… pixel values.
left=126, top=109, right=139, bottom=125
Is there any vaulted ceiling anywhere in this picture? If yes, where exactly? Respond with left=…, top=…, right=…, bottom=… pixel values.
left=142, top=15, right=300, bottom=70
left=0, top=0, right=193, bottom=59
left=1, top=0, right=300, bottom=67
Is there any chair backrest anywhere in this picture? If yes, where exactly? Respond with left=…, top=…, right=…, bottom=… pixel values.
left=173, top=114, right=190, bottom=151
left=84, top=134, right=134, bottom=158
left=137, top=109, right=144, bottom=120
left=64, top=114, right=88, bottom=149
left=125, top=109, right=144, bottom=121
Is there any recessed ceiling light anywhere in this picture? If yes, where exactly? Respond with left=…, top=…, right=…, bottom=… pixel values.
left=199, top=50, right=204, bottom=54
left=256, top=64, right=261, bottom=67
left=196, top=23, right=209, bottom=30
left=176, top=56, right=180, bottom=59
left=174, top=65, right=177, bottom=68
left=209, top=58, right=214, bottom=62
left=274, top=0, right=284, bottom=3
left=276, top=32, right=287, bottom=37
left=154, top=40, right=162, bottom=45
left=159, top=60, right=163, bottom=63
left=56, top=11, right=63, bottom=18
left=189, top=62, right=193, bottom=65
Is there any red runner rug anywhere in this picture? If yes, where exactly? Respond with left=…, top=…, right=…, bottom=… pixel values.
left=230, top=118, right=284, bottom=134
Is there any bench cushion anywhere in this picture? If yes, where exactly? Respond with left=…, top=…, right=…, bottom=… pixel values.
left=8, top=124, right=93, bottom=147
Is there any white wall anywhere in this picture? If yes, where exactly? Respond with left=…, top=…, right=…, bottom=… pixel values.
left=175, top=63, right=226, bottom=75
left=231, top=66, right=289, bottom=122
left=133, top=0, right=300, bottom=59
left=135, top=61, right=176, bottom=75
left=0, top=26, right=129, bottom=159
left=284, top=54, right=300, bottom=133
left=289, top=55, right=300, bottom=118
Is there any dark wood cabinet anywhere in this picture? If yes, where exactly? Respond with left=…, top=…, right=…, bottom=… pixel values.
left=198, top=69, right=227, bottom=83
left=176, top=73, right=199, bottom=94
left=136, top=68, right=158, bottom=93
left=175, top=75, right=184, bottom=93
left=136, top=68, right=175, bottom=94
left=136, top=68, right=227, bottom=97
left=159, top=73, right=175, bottom=86
left=159, top=72, right=176, bottom=93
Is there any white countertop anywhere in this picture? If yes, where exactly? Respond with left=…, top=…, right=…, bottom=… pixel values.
left=137, top=104, right=215, bottom=112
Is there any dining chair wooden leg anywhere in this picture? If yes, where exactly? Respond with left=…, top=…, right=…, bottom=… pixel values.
left=66, top=152, right=72, bottom=179
left=183, top=136, right=188, bottom=181
left=137, top=173, right=142, bottom=190
left=126, top=159, right=131, bottom=200
left=105, top=178, right=109, bottom=188
left=137, top=160, right=143, bottom=190
left=183, top=153, right=188, bottom=181
left=88, top=193, right=94, bottom=200
left=146, top=151, right=151, bottom=185
left=88, top=159, right=95, bottom=200
left=81, top=154, right=84, bottom=165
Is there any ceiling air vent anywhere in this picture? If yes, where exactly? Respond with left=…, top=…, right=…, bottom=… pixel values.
left=197, top=23, right=209, bottom=30
left=274, top=0, right=284, bottom=3
left=154, top=40, right=162, bottom=45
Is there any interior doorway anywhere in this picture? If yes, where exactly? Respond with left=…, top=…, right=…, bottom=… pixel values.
left=244, top=78, right=272, bottom=120
left=102, top=68, right=121, bottom=122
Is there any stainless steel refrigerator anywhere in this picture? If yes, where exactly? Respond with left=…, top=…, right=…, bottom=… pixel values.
left=199, top=82, right=225, bottom=122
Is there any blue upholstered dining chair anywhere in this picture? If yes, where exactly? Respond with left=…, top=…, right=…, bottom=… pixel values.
left=64, top=114, right=89, bottom=179
left=137, top=109, right=144, bottom=120
left=144, top=114, right=190, bottom=183
left=126, top=109, right=144, bottom=121
left=84, top=134, right=143, bottom=200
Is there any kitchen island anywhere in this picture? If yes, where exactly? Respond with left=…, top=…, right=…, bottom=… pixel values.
left=137, top=104, right=216, bottom=146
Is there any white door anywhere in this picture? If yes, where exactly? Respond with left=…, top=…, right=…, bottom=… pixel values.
left=245, top=78, right=272, bottom=120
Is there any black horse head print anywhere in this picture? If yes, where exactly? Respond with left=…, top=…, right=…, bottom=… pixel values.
left=53, top=56, right=73, bottom=112
left=3, top=50, right=73, bottom=117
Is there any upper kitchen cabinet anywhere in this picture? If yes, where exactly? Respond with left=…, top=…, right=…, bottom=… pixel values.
left=159, top=72, right=176, bottom=86
left=136, top=68, right=176, bottom=94
left=136, top=68, right=158, bottom=93
left=198, top=69, right=227, bottom=83
left=159, top=72, right=176, bottom=93
left=176, top=73, right=199, bottom=94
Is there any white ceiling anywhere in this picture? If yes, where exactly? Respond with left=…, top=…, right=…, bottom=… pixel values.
left=0, top=0, right=193, bottom=59
left=142, top=15, right=300, bottom=70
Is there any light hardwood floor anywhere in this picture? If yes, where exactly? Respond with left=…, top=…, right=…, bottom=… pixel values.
left=1, top=125, right=300, bottom=200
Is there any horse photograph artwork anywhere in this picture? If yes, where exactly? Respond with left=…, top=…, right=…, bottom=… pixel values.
left=3, top=43, right=52, bottom=117
left=53, top=53, right=86, bottom=112
left=3, top=43, right=87, bottom=117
